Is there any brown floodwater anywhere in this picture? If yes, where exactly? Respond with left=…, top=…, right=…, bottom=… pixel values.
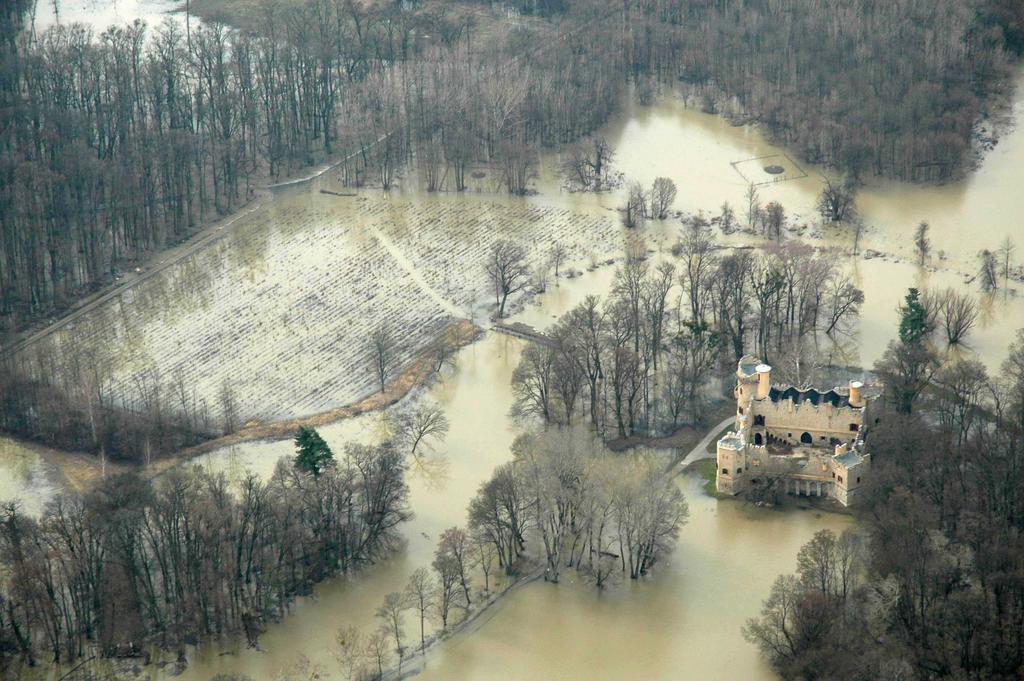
left=5, top=58, right=1024, bottom=681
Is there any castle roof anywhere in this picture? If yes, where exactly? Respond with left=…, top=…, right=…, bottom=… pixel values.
left=767, top=386, right=853, bottom=408
left=834, top=451, right=865, bottom=468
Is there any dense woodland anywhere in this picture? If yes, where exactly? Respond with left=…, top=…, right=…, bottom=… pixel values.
left=0, top=439, right=410, bottom=669
left=745, top=299, right=1024, bottom=680
left=1, top=0, right=1023, bottom=334
left=509, top=233, right=865, bottom=439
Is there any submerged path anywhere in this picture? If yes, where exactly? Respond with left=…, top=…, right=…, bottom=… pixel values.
left=674, top=415, right=736, bottom=471
left=363, top=221, right=468, bottom=319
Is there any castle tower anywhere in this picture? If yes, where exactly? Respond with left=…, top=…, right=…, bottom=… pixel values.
left=756, top=364, right=772, bottom=400
left=849, top=380, right=863, bottom=408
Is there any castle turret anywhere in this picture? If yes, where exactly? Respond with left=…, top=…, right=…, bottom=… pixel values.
left=756, top=364, right=772, bottom=400
left=849, top=380, right=863, bottom=408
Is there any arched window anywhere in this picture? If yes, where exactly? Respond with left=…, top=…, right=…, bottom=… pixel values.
left=753, top=414, right=765, bottom=426
left=800, top=432, right=813, bottom=444
left=721, top=468, right=729, bottom=475
left=754, top=433, right=763, bottom=446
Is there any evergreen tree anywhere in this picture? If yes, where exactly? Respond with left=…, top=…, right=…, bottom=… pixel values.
left=294, top=426, right=333, bottom=477
left=898, top=288, right=927, bottom=345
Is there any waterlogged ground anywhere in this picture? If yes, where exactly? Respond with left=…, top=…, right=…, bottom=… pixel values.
left=3, top=57, right=1024, bottom=681
left=0, top=438, right=61, bottom=517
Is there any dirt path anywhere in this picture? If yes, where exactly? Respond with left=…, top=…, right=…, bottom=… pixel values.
left=364, top=220, right=468, bottom=319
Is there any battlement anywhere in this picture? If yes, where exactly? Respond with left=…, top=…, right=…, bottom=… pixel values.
left=718, top=357, right=874, bottom=506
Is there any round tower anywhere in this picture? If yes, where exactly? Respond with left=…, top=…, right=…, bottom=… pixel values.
left=756, top=364, right=772, bottom=400
left=849, top=380, right=863, bottom=408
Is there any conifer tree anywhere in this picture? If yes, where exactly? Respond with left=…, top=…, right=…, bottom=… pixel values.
left=294, top=426, right=333, bottom=477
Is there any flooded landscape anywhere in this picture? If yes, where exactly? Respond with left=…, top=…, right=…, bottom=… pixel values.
left=2, top=2, right=1024, bottom=678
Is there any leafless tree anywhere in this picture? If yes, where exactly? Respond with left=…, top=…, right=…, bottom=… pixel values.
left=649, top=177, right=677, bottom=219
left=549, top=243, right=569, bottom=279
left=623, top=181, right=647, bottom=228
left=745, top=184, right=761, bottom=232
left=816, top=178, right=857, bottom=223
left=404, top=568, right=434, bottom=654
left=997, top=236, right=1016, bottom=287
left=377, top=592, right=409, bottom=665
left=979, top=250, right=999, bottom=291
left=914, top=221, right=931, bottom=265
left=370, top=324, right=399, bottom=392
left=392, top=404, right=450, bottom=457
left=937, top=288, right=977, bottom=346
left=484, top=240, right=530, bottom=318
left=764, top=201, right=785, bottom=240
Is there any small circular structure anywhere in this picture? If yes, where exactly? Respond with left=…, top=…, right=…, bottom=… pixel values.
left=763, top=164, right=785, bottom=175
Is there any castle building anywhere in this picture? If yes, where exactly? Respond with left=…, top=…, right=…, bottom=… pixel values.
left=716, top=356, right=872, bottom=507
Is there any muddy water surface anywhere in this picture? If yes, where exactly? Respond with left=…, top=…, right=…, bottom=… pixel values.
left=4, top=58, right=1024, bottom=681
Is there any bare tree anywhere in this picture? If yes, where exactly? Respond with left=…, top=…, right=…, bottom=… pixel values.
left=549, top=243, right=569, bottom=279
left=377, top=592, right=409, bottom=664
left=336, top=626, right=368, bottom=681
left=979, top=250, right=999, bottom=291
left=764, top=201, right=785, bottom=241
left=937, top=288, right=977, bottom=346
left=745, top=184, right=761, bottom=232
left=816, top=178, right=856, bottom=223
left=370, top=324, right=399, bottom=392
left=914, top=221, right=931, bottom=266
left=392, top=404, right=450, bottom=457
left=404, top=568, right=434, bottom=654
left=219, top=379, right=239, bottom=434
left=622, top=181, right=647, bottom=228
left=565, top=135, right=616, bottom=190
left=997, top=236, right=1016, bottom=287
left=649, top=177, right=677, bottom=219
left=484, top=240, right=530, bottom=318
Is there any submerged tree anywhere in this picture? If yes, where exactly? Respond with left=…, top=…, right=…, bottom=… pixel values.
left=484, top=240, right=530, bottom=318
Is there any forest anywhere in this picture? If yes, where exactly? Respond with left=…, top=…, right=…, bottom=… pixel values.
left=2, top=0, right=1022, bottom=334
left=508, top=234, right=865, bottom=440
left=0, top=438, right=410, bottom=667
left=744, top=295, right=1024, bottom=680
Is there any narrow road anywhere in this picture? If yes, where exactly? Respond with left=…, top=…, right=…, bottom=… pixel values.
left=674, top=414, right=736, bottom=472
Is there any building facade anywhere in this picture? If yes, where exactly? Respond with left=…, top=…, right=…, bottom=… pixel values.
left=716, top=357, right=872, bottom=506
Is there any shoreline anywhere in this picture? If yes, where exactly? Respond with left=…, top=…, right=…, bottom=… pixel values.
left=7, top=319, right=482, bottom=493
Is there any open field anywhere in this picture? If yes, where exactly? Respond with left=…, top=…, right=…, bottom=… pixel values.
left=10, top=188, right=628, bottom=427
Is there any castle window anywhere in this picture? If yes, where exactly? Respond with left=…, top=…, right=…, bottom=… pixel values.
left=738, top=406, right=744, bottom=415
left=754, top=433, right=763, bottom=445
left=800, top=432, right=813, bottom=444
left=857, top=477, right=861, bottom=483
left=849, top=423, right=859, bottom=431
left=837, top=476, right=843, bottom=483
left=831, top=472, right=835, bottom=478
left=721, top=468, right=729, bottom=475
left=753, top=415, right=765, bottom=426
left=737, top=468, right=742, bottom=474
left=820, top=435, right=826, bottom=441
